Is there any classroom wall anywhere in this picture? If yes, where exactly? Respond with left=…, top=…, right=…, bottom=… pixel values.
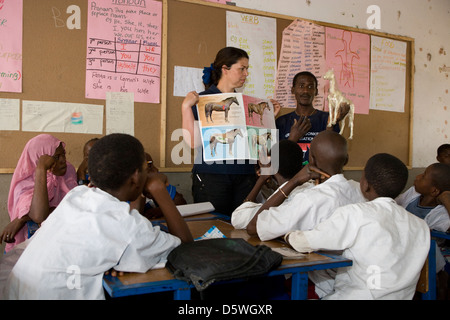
left=234, top=0, right=450, bottom=167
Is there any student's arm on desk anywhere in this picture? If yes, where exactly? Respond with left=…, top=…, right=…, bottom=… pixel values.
left=144, top=172, right=194, bottom=243
left=246, top=165, right=323, bottom=237
left=285, top=206, right=356, bottom=253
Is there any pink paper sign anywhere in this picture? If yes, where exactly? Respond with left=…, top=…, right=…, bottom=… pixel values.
left=325, top=27, right=370, bottom=114
left=86, top=0, right=162, bottom=103
left=0, top=0, right=23, bottom=93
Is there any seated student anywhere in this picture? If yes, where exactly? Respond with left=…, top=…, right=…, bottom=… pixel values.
left=243, top=130, right=365, bottom=241
left=76, top=138, right=99, bottom=185
left=396, top=163, right=450, bottom=232
left=395, top=162, right=450, bottom=299
left=232, top=140, right=313, bottom=229
left=437, top=143, right=450, bottom=165
left=0, top=134, right=77, bottom=252
left=135, top=152, right=187, bottom=220
left=3, top=133, right=193, bottom=300
left=285, top=153, right=430, bottom=300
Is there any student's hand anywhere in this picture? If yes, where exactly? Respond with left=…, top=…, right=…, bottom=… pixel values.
left=104, top=269, right=125, bottom=277
left=437, top=191, right=450, bottom=206
left=291, top=164, right=327, bottom=186
left=308, top=165, right=331, bottom=184
left=182, top=91, right=199, bottom=111
left=288, top=116, right=311, bottom=142
left=0, top=218, right=27, bottom=244
left=77, top=157, right=88, bottom=180
left=143, top=172, right=169, bottom=200
left=257, top=150, right=275, bottom=176
left=270, top=99, right=282, bottom=117
left=37, top=154, right=56, bottom=172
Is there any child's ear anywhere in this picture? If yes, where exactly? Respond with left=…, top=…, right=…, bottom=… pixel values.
left=343, top=155, right=349, bottom=166
left=431, top=186, right=441, bottom=198
left=360, top=178, right=370, bottom=194
left=129, top=169, right=141, bottom=187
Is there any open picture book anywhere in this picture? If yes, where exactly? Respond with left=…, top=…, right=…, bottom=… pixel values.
left=196, top=93, right=278, bottom=162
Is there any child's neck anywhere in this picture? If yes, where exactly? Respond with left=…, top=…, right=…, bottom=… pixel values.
left=419, top=194, right=438, bottom=208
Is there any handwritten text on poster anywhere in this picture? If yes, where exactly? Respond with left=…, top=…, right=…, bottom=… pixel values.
left=86, top=0, right=162, bottom=103
left=0, top=0, right=23, bottom=93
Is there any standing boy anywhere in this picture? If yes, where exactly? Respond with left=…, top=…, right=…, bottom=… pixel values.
left=276, top=71, right=349, bottom=163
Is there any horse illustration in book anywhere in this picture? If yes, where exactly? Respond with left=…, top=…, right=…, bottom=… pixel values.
left=209, top=128, right=243, bottom=157
left=248, top=101, right=271, bottom=125
left=251, top=132, right=272, bottom=157
left=204, top=96, right=239, bottom=123
left=323, top=69, right=355, bottom=139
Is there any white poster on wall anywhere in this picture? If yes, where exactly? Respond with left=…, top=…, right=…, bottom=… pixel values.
left=226, top=11, right=277, bottom=99
left=106, top=92, right=134, bottom=135
left=0, top=98, right=20, bottom=131
left=22, top=100, right=103, bottom=134
left=370, top=36, right=407, bottom=112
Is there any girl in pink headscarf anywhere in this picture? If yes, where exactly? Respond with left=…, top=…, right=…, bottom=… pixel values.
left=1, top=134, right=77, bottom=252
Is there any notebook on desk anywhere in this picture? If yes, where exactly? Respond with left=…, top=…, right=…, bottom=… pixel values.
left=176, top=202, right=215, bottom=217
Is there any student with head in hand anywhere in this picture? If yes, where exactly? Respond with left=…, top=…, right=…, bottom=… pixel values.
left=0, top=134, right=77, bottom=252
left=3, top=133, right=193, bottom=300
left=242, top=130, right=365, bottom=241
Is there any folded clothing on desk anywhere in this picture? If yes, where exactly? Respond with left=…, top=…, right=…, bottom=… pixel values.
left=166, top=238, right=282, bottom=291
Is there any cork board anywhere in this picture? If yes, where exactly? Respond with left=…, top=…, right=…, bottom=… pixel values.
left=0, top=0, right=414, bottom=172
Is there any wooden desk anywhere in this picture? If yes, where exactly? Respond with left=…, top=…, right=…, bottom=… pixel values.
left=103, top=219, right=352, bottom=300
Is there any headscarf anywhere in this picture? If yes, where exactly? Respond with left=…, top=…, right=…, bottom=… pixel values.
left=6, top=134, right=77, bottom=252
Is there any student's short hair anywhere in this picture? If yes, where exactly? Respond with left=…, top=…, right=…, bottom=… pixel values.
left=88, top=133, right=145, bottom=191
left=277, top=140, right=304, bottom=179
left=437, top=143, right=450, bottom=155
left=429, top=163, right=450, bottom=192
left=292, top=71, right=318, bottom=88
left=364, top=153, right=408, bottom=199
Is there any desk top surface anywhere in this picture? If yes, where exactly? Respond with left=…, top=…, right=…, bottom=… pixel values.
left=106, top=218, right=350, bottom=287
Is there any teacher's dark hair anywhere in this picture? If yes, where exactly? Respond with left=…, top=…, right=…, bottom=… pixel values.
left=204, top=47, right=249, bottom=89
left=88, top=133, right=145, bottom=191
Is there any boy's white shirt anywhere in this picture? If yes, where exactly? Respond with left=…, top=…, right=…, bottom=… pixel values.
left=286, top=198, right=430, bottom=300
left=232, top=174, right=365, bottom=241
left=3, top=186, right=181, bottom=300
left=396, top=186, right=450, bottom=232
left=231, top=181, right=314, bottom=230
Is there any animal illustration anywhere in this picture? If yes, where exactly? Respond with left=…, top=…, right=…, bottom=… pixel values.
left=204, top=96, right=239, bottom=123
left=209, top=128, right=243, bottom=157
left=248, top=101, right=271, bottom=125
left=323, top=69, right=355, bottom=139
left=251, top=132, right=272, bottom=157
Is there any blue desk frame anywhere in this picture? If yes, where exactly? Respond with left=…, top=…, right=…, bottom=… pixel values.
left=103, top=251, right=351, bottom=300
left=421, top=230, right=450, bottom=300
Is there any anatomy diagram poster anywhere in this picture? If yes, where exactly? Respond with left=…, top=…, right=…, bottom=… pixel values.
left=325, top=27, right=370, bottom=114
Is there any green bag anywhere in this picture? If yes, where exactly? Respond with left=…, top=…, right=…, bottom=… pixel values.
left=166, top=238, right=283, bottom=291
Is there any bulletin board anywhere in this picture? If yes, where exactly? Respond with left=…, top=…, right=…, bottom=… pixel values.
left=0, top=0, right=414, bottom=173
